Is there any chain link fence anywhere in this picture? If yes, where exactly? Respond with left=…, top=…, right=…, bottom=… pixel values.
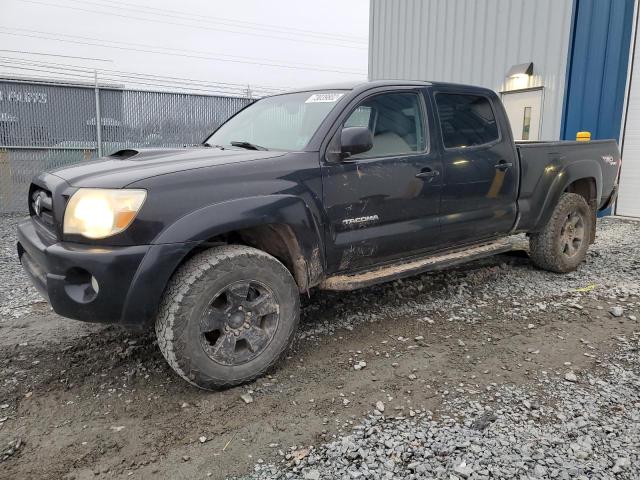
left=0, top=78, right=252, bottom=213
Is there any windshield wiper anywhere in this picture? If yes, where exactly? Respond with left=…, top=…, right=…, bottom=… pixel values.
left=230, top=140, right=268, bottom=151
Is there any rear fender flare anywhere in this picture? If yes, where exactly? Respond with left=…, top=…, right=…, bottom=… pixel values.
left=534, top=159, right=602, bottom=231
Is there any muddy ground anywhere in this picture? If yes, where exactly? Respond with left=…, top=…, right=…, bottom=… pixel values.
left=0, top=217, right=638, bottom=479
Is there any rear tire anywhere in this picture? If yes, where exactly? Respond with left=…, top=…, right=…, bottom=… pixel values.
left=529, top=192, right=593, bottom=273
left=155, top=245, right=300, bottom=390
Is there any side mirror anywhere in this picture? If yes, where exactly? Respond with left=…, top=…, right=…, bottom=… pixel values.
left=340, top=127, right=373, bottom=158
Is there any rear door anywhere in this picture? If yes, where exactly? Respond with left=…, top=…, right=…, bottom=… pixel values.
left=431, top=90, right=519, bottom=244
left=321, top=88, right=442, bottom=272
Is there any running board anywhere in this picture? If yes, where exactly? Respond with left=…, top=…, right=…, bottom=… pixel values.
left=319, top=240, right=516, bottom=291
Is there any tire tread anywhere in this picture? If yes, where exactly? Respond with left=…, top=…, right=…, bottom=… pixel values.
left=529, top=192, right=593, bottom=273
left=155, top=245, right=299, bottom=390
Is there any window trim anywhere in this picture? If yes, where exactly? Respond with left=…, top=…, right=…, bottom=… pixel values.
left=433, top=91, right=502, bottom=152
left=324, top=89, right=431, bottom=163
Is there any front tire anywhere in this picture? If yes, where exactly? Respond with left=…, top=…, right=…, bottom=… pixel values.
left=156, top=245, right=300, bottom=390
left=529, top=192, right=593, bottom=273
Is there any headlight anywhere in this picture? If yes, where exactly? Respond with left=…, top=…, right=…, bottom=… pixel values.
left=63, top=188, right=146, bottom=239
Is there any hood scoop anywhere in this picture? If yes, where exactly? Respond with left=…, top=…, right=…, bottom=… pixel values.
left=109, top=149, right=139, bottom=160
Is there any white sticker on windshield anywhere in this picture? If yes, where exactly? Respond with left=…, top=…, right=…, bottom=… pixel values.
left=305, top=93, right=344, bottom=103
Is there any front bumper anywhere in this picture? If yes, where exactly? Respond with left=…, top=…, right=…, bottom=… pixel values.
left=17, top=218, right=150, bottom=324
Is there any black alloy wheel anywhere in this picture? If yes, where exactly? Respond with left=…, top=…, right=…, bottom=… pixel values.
left=200, top=280, right=280, bottom=366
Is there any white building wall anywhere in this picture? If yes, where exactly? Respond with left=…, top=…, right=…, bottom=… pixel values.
left=618, top=2, right=640, bottom=218
left=369, top=0, right=574, bottom=140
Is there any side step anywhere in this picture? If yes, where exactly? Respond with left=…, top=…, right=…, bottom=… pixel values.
left=319, top=239, right=518, bottom=291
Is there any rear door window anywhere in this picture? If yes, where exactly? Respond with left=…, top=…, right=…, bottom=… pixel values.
left=435, top=93, right=499, bottom=149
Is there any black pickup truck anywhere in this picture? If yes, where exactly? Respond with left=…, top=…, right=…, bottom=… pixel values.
left=17, top=80, right=620, bottom=389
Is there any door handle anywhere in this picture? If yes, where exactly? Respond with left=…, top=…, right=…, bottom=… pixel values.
left=494, top=161, right=513, bottom=170
left=416, top=169, right=440, bottom=179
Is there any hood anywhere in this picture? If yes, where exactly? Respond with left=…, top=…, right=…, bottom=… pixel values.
left=48, top=147, right=285, bottom=188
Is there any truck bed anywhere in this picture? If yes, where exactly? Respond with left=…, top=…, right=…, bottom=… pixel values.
left=514, top=139, right=620, bottom=232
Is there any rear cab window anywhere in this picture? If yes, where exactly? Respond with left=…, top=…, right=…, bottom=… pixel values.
left=434, top=93, right=500, bottom=149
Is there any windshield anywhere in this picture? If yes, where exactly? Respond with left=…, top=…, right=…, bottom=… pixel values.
left=205, top=90, right=347, bottom=151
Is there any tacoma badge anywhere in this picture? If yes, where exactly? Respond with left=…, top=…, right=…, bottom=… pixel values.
left=342, top=215, right=380, bottom=226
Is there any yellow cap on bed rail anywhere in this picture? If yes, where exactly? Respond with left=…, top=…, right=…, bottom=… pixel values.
left=576, top=131, right=591, bottom=141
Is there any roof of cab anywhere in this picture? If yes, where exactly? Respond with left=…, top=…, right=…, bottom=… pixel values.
left=277, top=79, right=496, bottom=97
left=281, top=79, right=430, bottom=94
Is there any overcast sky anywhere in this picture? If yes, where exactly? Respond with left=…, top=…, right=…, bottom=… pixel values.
left=0, top=0, right=369, bottom=96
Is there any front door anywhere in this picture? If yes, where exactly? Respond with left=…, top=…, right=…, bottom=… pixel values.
left=322, top=90, right=442, bottom=272
left=433, top=91, right=519, bottom=244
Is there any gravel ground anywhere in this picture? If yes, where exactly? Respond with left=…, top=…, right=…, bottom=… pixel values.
left=0, top=215, right=41, bottom=318
left=0, top=215, right=638, bottom=479
left=247, top=216, right=640, bottom=480
left=248, top=336, right=640, bottom=480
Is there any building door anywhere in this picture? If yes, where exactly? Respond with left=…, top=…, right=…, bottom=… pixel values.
left=501, top=88, right=543, bottom=141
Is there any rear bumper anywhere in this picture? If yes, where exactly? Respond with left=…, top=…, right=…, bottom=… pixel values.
left=600, top=184, right=618, bottom=212
left=17, top=218, right=150, bottom=325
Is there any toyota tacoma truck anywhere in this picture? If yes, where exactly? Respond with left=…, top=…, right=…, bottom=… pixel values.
left=17, top=80, right=620, bottom=390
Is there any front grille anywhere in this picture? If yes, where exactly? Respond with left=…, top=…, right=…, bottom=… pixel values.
left=30, top=187, right=55, bottom=231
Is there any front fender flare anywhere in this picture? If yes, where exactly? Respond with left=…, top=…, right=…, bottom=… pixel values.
left=153, top=195, right=322, bottom=248
left=157, top=194, right=325, bottom=287
left=120, top=195, right=325, bottom=325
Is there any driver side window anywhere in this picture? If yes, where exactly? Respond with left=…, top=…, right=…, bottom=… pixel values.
left=344, top=92, right=426, bottom=159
